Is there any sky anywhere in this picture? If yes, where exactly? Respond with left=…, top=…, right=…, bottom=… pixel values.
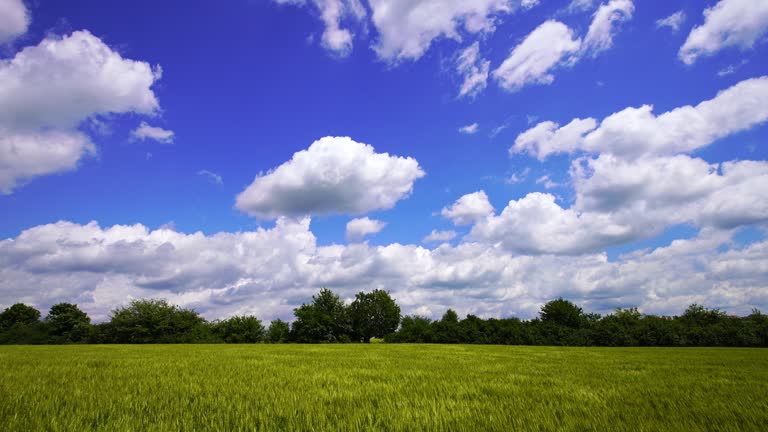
left=1, top=0, right=767, bottom=322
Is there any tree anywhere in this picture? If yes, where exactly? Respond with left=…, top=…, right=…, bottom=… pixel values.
left=0, top=303, right=41, bottom=330
left=108, top=299, right=207, bottom=344
left=45, top=303, right=91, bottom=343
left=267, top=319, right=290, bottom=343
left=540, top=298, right=585, bottom=329
left=213, top=315, right=264, bottom=343
left=349, top=289, right=401, bottom=342
left=387, top=316, right=433, bottom=343
left=432, top=309, right=462, bottom=343
left=291, top=289, right=351, bottom=343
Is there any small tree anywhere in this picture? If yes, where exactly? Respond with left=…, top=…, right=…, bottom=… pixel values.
left=45, top=303, right=91, bottom=343
left=291, top=288, right=351, bottom=343
left=540, top=298, right=585, bottom=328
left=108, top=299, right=206, bottom=343
left=213, top=315, right=264, bottom=343
left=349, top=289, right=401, bottom=343
left=267, top=319, right=290, bottom=343
left=0, top=303, right=41, bottom=330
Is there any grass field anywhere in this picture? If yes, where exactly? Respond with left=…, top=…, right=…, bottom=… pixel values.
left=0, top=345, right=766, bottom=431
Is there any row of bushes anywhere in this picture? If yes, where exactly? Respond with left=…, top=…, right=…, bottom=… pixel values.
left=1, top=290, right=767, bottom=346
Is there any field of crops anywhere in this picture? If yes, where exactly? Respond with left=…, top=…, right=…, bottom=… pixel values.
left=0, top=345, right=766, bottom=431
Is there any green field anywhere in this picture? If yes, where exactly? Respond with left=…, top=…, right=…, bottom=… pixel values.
left=1, top=345, right=766, bottom=431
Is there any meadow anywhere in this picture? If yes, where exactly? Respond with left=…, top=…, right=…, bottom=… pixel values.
left=0, top=345, right=766, bottom=431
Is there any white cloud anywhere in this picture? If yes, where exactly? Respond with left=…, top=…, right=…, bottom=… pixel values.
left=505, top=167, right=530, bottom=184
left=274, top=0, right=366, bottom=56
left=566, top=0, right=595, bottom=14
left=679, top=0, right=768, bottom=65
left=456, top=42, right=490, bottom=98
left=458, top=122, right=479, bottom=134
left=582, top=0, right=635, bottom=56
left=197, top=170, right=223, bottom=185
left=0, top=0, right=28, bottom=44
left=0, top=31, right=160, bottom=130
left=0, top=130, right=95, bottom=194
left=492, top=20, right=582, bottom=91
left=512, top=76, right=768, bottom=160
left=346, top=217, right=387, bottom=242
left=0, top=30, right=162, bottom=193
left=132, top=122, right=175, bottom=144
left=656, top=10, right=686, bottom=32
left=367, top=0, right=515, bottom=62
left=441, top=190, right=495, bottom=226
left=422, top=229, right=458, bottom=243
left=235, top=136, right=425, bottom=218
left=512, top=118, right=597, bottom=160
left=521, top=0, right=540, bottom=9
left=469, top=192, right=638, bottom=255
left=4, top=218, right=765, bottom=322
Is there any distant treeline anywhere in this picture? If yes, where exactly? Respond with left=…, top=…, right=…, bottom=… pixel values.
left=1, top=289, right=766, bottom=346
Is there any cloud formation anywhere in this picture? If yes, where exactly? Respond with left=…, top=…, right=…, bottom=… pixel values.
left=656, top=11, right=686, bottom=32
left=132, top=122, right=175, bottom=144
left=0, top=30, right=162, bottom=193
left=235, top=136, right=425, bottom=218
left=0, top=0, right=28, bottom=44
left=441, top=191, right=495, bottom=226
left=1, top=219, right=766, bottom=323
left=368, top=0, right=515, bottom=62
left=679, top=0, right=768, bottom=65
left=512, top=76, right=768, bottom=160
left=346, top=217, right=387, bottom=242
left=492, top=20, right=582, bottom=92
left=456, top=42, right=490, bottom=98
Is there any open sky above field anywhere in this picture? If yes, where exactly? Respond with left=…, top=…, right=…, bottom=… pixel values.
left=1, top=0, right=767, bottom=321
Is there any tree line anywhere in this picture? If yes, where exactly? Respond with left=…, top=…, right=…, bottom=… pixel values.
left=1, top=289, right=766, bottom=346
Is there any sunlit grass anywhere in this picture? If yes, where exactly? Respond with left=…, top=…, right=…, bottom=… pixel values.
left=1, top=345, right=766, bottom=431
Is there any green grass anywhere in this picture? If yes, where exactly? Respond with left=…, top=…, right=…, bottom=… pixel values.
left=0, top=345, right=766, bottom=431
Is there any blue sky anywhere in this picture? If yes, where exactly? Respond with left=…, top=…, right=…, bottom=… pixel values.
left=1, top=0, right=767, bottom=321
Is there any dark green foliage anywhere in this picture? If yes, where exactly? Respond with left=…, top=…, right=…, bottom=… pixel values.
left=267, top=319, right=290, bottom=343
left=107, top=299, right=207, bottom=344
left=0, top=303, right=41, bottom=329
left=45, top=303, right=91, bottom=344
left=213, top=315, right=265, bottom=343
left=290, top=288, right=351, bottom=343
left=0, top=294, right=766, bottom=346
left=349, top=289, right=401, bottom=342
left=540, top=298, right=586, bottom=328
left=385, top=316, right=433, bottom=343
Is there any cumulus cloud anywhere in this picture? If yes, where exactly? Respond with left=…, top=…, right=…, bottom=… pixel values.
left=512, top=76, right=768, bottom=160
left=656, top=11, right=686, bottom=32
left=679, top=0, right=768, bottom=65
left=469, top=192, right=638, bottom=255
left=346, top=217, right=387, bottom=242
left=131, top=122, right=175, bottom=144
left=582, top=0, right=634, bottom=56
left=458, top=123, right=479, bottom=134
left=499, top=77, right=768, bottom=255
left=0, top=0, right=28, bottom=44
left=441, top=191, right=495, bottom=226
left=235, top=136, right=425, bottom=218
left=422, top=229, right=458, bottom=243
left=456, top=42, right=490, bottom=98
left=0, top=130, right=95, bottom=194
left=367, top=0, right=515, bottom=62
left=492, top=20, right=581, bottom=92
left=0, top=30, right=162, bottom=193
left=2, top=219, right=766, bottom=322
